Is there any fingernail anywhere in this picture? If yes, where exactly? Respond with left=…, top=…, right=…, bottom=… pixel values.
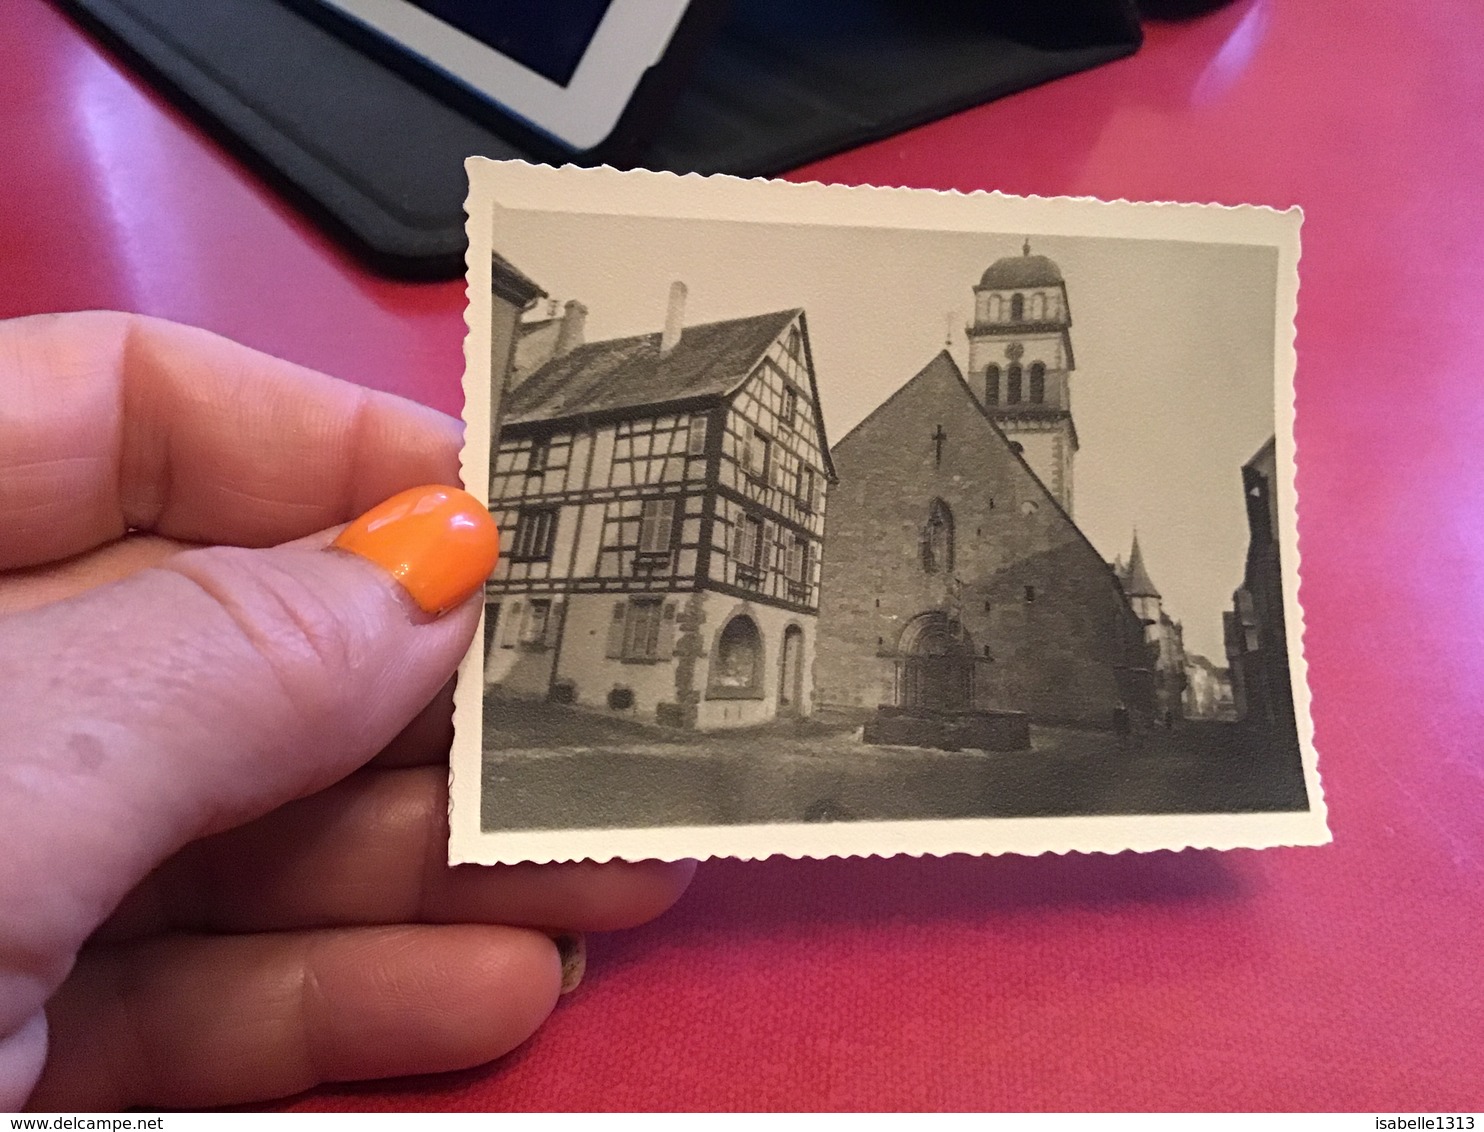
left=554, top=933, right=586, bottom=995
left=331, top=485, right=499, bottom=615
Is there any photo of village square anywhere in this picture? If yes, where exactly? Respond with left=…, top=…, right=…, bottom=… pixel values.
left=475, top=206, right=1309, bottom=834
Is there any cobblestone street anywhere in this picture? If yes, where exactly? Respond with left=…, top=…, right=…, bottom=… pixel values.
left=481, top=696, right=1309, bottom=832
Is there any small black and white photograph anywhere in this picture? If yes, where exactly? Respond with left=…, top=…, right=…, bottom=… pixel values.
left=451, top=162, right=1324, bottom=864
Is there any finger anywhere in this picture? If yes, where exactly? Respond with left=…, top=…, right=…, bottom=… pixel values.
left=370, top=677, right=459, bottom=768
left=29, top=926, right=560, bottom=1111
left=0, top=488, right=496, bottom=1097
left=0, top=311, right=462, bottom=570
left=0, top=532, right=194, bottom=617
left=98, top=767, right=696, bottom=939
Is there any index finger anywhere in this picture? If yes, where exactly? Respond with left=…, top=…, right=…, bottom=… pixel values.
left=0, top=311, right=464, bottom=570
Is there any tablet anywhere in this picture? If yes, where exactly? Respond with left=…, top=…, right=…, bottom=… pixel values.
left=315, top=0, right=694, bottom=151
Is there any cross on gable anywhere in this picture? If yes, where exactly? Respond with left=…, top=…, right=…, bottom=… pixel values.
left=932, top=424, right=947, bottom=467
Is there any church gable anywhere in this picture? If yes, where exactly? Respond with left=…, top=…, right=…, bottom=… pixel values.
left=818, top=350, right=1149, bottom=728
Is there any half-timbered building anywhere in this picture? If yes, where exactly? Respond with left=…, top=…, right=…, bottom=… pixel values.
left=484, top=285, right=836, bottom=729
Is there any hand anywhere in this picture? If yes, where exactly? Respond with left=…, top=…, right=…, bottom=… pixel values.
left=0, top=313, right=694, bottom=1110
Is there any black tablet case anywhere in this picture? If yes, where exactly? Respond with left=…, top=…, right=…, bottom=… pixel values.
left=56, top=0, right=1142, bottom=279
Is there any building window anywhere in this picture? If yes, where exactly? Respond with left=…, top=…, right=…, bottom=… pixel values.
left=1011, top=292, right=1025, bottom=321
left=786, top=327, right=803, bottom=359
left=1024, top=585, right=1037, bottom=603
left=687, top=413, right=708, bottom=455
left=796, top=466, right=817, bottom=511
left=787, top=534, right=811, bottom=584
left=1029, top=362, right=1046, bottom=404
left=734, top=513, right=765, bottom=568
left=605, top=597, right=675, bottom=662
left=708, top=615, right=763, bottom=698
left=622, top=598, right=664, bottom=660
left=985, top=364, right=1001, bottom=405
left=526, top=436, right=551, bottom=475
left=510, top=506, right=558, bottom=561
left=1030, top=292, right=1046, bottom=320
left=921, top=498, right=955, bottom=574
left=520, top=599, right=552, bottom=645
left=986, top=294, right=1003, bottom=322
left=1007, top=363, right=1023, bottom=404
left=637, top=497, right=677, bottom=557
left=782, top=385, right=799, bottom=427
left=742, top=428, right=772, bottom=482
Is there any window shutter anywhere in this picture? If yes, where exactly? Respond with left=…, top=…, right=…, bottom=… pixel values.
left=657, top=602, right=678, bottom=658
left=500, top=600, right=522, bottom=647
left=605, top=601, right=627, bottom=659
left=733, top=518, right=748, bottom=561
left=760, top=520, right=773, bottom=567
left=688, top=415, right=707, bottom=455
left=660, top=498, right=677, bottom=547
left=544, top=601, right=564, bottom=648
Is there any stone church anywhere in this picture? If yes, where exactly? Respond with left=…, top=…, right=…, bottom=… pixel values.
left=814, top=246, right=1155, bottom=730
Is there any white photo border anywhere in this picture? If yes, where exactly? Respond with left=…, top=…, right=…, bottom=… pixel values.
left=452, top=159, right=1326, bottom=865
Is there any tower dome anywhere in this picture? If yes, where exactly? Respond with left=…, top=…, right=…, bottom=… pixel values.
left=978, top=240, right=1064, bottom=290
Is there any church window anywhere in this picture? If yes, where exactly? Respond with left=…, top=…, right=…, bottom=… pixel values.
left=985, top=294, right=1002, bottom=322
left=637, top=498, right=677, bottom=557
left=1029, top=362, right=1046, bottom=404
left=709, top=615, right=764, bottom=696
left=1007, top=363, right=1023, bottom=404
left=985, top=364, right=1001, bottom=405
left=1030, top=292, right=1046, bottom=321
left=1010, top=292, right=1025, bottom=321
left=921, top=498, right=955, bottom=574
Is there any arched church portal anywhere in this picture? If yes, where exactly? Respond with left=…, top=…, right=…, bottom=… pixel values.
left=895, top=612, right=978, bottom=712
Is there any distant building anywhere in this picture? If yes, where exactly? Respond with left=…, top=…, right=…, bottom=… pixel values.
left=1184, top=654, right=1236, bottom=721
left=1114, top=534, right=1188, bottom=725
left=484, top=283, right=836, bottom=729
left=815, top=349, right=1153, bottom=730
left=1223, top=437, right=1294, bottom=732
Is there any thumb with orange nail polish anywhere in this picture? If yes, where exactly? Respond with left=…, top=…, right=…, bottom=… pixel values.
left=333, top=484, right=500, bottom=615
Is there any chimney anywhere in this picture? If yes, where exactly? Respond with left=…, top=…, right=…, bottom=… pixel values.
left=553, top=299, right=587, bottom=359
left=660, top=281, right=687, bottom=354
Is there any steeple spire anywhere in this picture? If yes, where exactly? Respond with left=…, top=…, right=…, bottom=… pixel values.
left=1123, top=532, right=1161, bottom=599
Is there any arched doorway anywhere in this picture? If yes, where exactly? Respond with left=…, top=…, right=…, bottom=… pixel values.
left=778, top=624, right=805, bottom=715
left=897, top=612, right=977, bottom=712
left=708, top=614, right=764, bottom=698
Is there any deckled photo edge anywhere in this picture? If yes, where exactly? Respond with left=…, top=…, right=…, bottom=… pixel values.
left=450, top=159, right=1324, bottom=866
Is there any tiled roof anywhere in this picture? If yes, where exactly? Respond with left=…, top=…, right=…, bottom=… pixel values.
left=503, top=309, right=800, bottom=426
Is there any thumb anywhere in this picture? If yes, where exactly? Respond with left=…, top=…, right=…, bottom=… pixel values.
left=0, top=487, right=497, bottom=1037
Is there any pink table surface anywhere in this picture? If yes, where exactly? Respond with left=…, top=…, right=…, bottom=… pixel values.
left=3, top=0, right=1482, bottom=1111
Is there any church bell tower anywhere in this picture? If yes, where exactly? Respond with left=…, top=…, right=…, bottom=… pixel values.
left=965, top=241, right=1079, bottom=514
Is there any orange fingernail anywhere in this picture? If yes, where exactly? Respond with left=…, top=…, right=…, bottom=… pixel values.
left=332, top=485, right=499, bottom=616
